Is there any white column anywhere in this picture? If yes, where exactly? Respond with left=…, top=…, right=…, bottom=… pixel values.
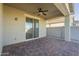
left=64, top=15, right=72, bottom=41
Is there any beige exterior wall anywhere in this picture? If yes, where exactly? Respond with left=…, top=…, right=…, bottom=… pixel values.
left=3, top=5, right=46, bottom=46
left=0, top=4, right=3, bottom=55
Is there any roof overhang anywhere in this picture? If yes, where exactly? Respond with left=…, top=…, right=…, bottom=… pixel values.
left=54, top=3, right=74, bottom=16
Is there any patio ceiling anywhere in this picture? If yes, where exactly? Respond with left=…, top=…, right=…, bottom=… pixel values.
left=4, top=3, right=64, bottom=20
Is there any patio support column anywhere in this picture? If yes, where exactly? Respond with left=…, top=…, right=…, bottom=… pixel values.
left=64, top=15, right=72, bottom=41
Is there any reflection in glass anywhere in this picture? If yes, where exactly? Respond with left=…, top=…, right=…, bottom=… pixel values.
left=25, top=18, right=33, bottom=39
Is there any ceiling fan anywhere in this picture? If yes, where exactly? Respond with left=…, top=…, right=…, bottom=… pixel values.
left=34, top=8, right=48, bottom=16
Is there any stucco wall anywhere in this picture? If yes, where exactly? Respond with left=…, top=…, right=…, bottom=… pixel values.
left=3, top=5, right=46, bottom=46
left=0, top=4, right=3, bottom=55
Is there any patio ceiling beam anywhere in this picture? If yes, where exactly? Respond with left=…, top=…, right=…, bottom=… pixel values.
left=54, top=3, right=71, bottom=16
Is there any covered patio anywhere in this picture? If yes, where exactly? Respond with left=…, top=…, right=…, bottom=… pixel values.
left=0, top=3, right=77, bottom=56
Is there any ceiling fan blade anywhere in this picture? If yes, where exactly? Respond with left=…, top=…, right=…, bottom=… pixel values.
left=43, top=10, right=48, bottom=12
left=42, top=12, right=46, bottom=15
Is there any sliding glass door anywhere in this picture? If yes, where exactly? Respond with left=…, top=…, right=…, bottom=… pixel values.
left=25, top=18, right=39, bottom=39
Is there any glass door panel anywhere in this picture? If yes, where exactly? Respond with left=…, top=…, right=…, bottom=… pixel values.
left=25, top=18, right=33, bottom=39
left=34, top=19, right=39, bottom=38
